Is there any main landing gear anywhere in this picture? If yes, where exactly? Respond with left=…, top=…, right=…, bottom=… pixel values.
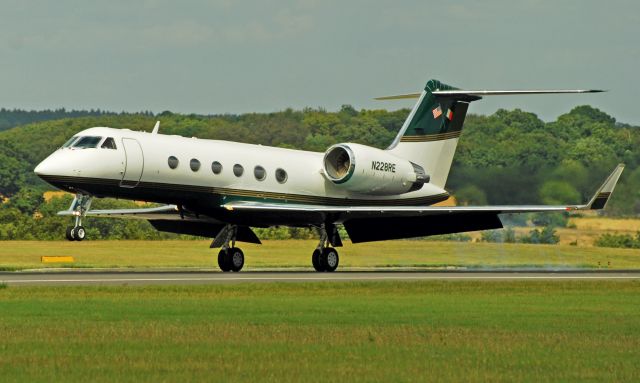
left=218, top=247, right=244, bottom=273
left=214, top=225, right=245, bottom=272
left=210, top=223, right=342, bottom=273
left=312, top=224, right=340, bottom=272
left=65, top=194, right=92, bottom=242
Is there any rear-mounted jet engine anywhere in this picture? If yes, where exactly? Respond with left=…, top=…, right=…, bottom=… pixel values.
left=322, top=143, right=429, bottom=195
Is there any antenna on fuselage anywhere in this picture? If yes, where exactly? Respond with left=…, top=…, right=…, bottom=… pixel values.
left=152, top=121, right=160, bottom=134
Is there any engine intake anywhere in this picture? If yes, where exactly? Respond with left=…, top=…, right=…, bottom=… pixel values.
left=324, top=145, right=355, bottom=183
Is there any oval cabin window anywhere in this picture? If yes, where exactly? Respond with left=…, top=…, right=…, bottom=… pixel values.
left=190, top=158, right=201, bottom=172
left=254, top=166, right=266, bottom=181
left=275, top=168, right=288, bottom=184
left=211, top=161, right=222, bottom=174
left=168, top=156, right=179, bottom=169
left=233, top=164, right=244, bottom=177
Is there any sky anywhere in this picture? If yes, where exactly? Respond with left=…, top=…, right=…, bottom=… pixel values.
left=1, top=0, right=639, bottom=123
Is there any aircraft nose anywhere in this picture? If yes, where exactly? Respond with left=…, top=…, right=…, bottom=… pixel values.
left=34, top=159, right=49, bottom=176
left=34, top=156, right=59, bottom=177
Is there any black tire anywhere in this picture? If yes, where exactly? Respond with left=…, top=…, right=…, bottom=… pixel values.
left=321, top=248, right=339, bottom=272
left=65, top=226, right=75, bottom=241
left=312, top=249, right=324, bottom=272
left=73, top=226, right=86, bottom=241
left=228, top=247, right=245, bottom=272
left=218, top=249, right=232, bottom=272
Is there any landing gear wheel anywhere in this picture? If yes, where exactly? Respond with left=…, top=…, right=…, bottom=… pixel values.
left=72, top=226, right=86, bottom=241
left=312, top=249, right=324, bottom=272
left=228, top=247, right=244, bottom=272
left=321, top=248, right=339, bottom=272
left=65, top=226, right=75, bottom=241
left=218, top=249, right=232, bottom=272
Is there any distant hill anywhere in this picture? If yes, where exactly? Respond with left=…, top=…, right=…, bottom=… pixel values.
left=0, top=108, right=133, bottom=133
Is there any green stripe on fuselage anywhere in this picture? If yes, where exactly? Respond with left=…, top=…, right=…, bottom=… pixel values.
left=219, top=193, right=450, bottom=207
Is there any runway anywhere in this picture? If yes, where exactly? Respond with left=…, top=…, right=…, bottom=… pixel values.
left=2, top=270, right=640, bottom=286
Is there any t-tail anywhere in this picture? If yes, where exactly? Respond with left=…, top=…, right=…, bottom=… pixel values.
left=382, top=79, right=604, bottom=189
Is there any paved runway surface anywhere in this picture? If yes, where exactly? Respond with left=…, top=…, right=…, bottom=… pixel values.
left=2, top=270, right=640, bottom=286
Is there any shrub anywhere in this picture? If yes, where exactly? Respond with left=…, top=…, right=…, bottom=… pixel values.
left=480, top=227, right=515, bottom=243
left=425, top=233, right=472, bottom=242
left=595, top=232, right=640, bottom=249
left=520, top=226, right=559, bottom=244
left=531, top=212, right=569, bottom=228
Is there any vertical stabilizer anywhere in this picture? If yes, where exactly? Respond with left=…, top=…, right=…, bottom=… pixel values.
left=387, top=79, right=476, bottom=188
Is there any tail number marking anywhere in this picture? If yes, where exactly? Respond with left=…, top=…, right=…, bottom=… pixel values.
left=372, top=161, right=396, bottom=173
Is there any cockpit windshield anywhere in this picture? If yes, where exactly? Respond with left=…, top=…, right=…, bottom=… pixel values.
left=72, top=136, right=103, bottom=149
left=62, top=136, right=79, bottom=148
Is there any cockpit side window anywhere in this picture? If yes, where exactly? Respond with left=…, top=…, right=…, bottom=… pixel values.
left=101, top=137, right=117, bottom=149
left=72, top=136, right=102, bottom=149
left=62, top=136, right=79, bottom=148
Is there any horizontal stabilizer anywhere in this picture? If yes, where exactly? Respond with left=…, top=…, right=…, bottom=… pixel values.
left=375, top=89, right=604, bottom=100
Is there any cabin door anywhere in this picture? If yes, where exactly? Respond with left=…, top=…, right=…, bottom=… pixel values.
left=120, top=138, right=144, bottom=188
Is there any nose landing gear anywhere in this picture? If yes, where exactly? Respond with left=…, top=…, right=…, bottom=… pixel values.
left=65, top=194, right=92, bottom=241
left=65, top=225, right=86, bottom=241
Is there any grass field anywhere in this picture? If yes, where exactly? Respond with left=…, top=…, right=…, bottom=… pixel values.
left=0, top=281, right=638, bottom=382
left=1, top=239, right=640, bottom=270
left=571, top=217, right=640, bottom=232
left=550, top=217, right=640, bottom=246
left=457, top=217, right=640, bottom=246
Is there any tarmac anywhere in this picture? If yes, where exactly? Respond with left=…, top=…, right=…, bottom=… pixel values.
left=2, top=269, right=640, bottom=286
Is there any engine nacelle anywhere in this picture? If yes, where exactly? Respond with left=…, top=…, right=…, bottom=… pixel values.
left=322, top=143, right=429, bottom=195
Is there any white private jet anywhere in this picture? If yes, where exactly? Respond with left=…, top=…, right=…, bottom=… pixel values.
left=34, top=79, right=623, bottom=272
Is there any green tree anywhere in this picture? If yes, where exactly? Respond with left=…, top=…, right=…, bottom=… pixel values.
left=539, top=180, right=580, bottom=205
left=7, top=187, right=44, bottom=215
left=455, top=185, right=487, bottom=205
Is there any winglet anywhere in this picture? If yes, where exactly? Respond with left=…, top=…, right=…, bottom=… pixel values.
left=152, top=121, right=160, bottom=134
left=583, top=164, right=625, bottom=210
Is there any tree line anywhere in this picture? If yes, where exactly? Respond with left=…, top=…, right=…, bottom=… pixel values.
left=0, top=108, right=152, bottom=133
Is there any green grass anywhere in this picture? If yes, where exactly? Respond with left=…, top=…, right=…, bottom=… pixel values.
left=1, top=240, right=639, bottom=270
left=0, top=281, right=639, bottom=382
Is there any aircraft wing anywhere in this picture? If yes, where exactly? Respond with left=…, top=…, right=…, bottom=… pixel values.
left=223, top=164, right=624, bottom=217
left=223, top=164, right=624, bottom=243
left=53, top=164, right=622, bottom=243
